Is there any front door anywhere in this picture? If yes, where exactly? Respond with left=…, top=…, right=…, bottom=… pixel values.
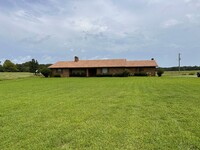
left=88, top=68, right=97, bottom=77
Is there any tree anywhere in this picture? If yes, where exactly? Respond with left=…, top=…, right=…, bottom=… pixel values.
left=3, top=60, right=18, bottom=72
left=29, top=59, right=39, bottom=73
left=16, top=62, right=30, bottom=72
left=41, top=67, right=51, bottom=77
left=157, top=68, right=164, bottom=77
left=0, top=65, right=3, bottom=72
left=39, top=64, right=52, bottom=72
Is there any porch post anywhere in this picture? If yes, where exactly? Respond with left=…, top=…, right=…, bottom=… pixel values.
left=86, top=69, right=89, bottom=77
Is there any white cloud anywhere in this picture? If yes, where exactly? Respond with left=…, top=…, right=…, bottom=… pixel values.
left=162, top=19, right=181, bottom=28
left=184, top=0, right=200, bottom=7
left=41, top=55, right=55, bottom=64
left=185, top=0, right=192, bottom=2
left=185, top=14, right=200, bottom=24
left=72, top=19, right=108, bottom=33
left=20, top=34, right=52, bottom=44
left=148, top=0, right=163, bottom=4
left=12, top=55, right=32, bottom=64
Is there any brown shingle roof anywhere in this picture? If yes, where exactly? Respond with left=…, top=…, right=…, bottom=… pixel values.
left=49, top=59, right=158, bottom=68
left=126, top=60, right=158, bottom=67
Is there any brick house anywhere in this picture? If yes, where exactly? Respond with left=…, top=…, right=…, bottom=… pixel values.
left=49, top=56, right=158, bottom=77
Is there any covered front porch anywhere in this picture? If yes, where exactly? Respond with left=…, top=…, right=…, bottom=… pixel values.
left=69, top=68, right=97, bottom=77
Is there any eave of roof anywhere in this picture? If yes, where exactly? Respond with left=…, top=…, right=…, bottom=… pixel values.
left=48, top=59, right=158, bottom=68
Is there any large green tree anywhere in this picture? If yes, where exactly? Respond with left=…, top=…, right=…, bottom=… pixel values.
left=3, top=60, right=18, bottom=72
left=29, top=59, right=39, bottom=73
left=16, top=62, right=30, bottom=72
left=0, top=65, right=3, bottom=72
left=0, top=61, right=3, bottom=72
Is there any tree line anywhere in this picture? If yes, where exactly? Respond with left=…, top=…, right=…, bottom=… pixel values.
left=0, top=59, right=52, bottom=73
left=161, top=66, right=200, bottom=71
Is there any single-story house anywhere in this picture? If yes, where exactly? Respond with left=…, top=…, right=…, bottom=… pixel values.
left=48, top=56, right=158, bottom=77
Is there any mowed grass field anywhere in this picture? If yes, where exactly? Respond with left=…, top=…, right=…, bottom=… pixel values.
left=0, top=72, right=34, bottom=80
left=0, top=75, right=200, bottom=149
left=163, top=70, right=200, bottom=77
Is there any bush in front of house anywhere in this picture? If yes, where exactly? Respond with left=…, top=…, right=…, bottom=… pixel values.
left=96, top=74, right=113, bottom=77
left=197, top=72, right=200, bottom=77
left=41, top=68, right=51, bottom=78
left=71, top=72, right=86, bottom=77
left=113, top=70, right=130, bottom=77
left=157, top=68, right=164, bottom=77
left=188, top=72, right=195, bottom=75
left=134, top=72, right=148, bottom=76
left=53, top=74, right=61, bottom=77
left=96, top=70, right=130, bottom=77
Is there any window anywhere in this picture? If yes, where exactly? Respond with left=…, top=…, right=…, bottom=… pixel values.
left=71, top=69, right=86, bottom=77
left=56, top=69, right=63, bottom=73
left=71, top=69, right=86, bottom=74
left=102, top=68, right=108, bottom=74
left=139, top=68, right=144, bottom=72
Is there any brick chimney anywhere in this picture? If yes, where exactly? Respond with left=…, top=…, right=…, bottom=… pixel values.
left=74, top=56, right=79, bottom=62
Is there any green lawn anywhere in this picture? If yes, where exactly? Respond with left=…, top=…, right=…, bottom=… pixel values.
left=0, top=77, right=200, bottom=149
left=163, top=70, right=199, bottom=77
left=0, top=72, right=34, bottom=80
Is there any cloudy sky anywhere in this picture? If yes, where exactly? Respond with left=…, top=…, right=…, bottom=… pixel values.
left=0, top=0, right=200, bottom=67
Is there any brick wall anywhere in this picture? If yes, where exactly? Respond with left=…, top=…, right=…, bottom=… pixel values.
left=126, top=67, right=156, bottom=76
left=143, top=67, right=156, bottom=76
left=126, top=68, right=137, bottom=75
left=51, top=69, right=69, bottom=77
left=51, top=67, right=156, bottom=77
left=108, top=68, right=125, bottom=74
left=62, top=69, right=70, bottom=77
left=97, top=68, right=102, bottom=74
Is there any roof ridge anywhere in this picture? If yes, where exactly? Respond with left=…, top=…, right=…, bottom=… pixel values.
left=79, top=59, right=126, bottom=61
left=128, top=59, right=156, bottom=61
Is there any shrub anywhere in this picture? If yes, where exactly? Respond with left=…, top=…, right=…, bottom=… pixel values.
left=54, top=74, right=61, bottom=77
left=71, top=72, right=86, bottom=77
left=134, top=72, right=148, bottom=76
left=157, top=68, right=164, bottom=77
left=96, top=74, right=113, bottom=77
left=113, top=70, right=130, bottom=77
left=41, top=68, right=51, bottom=78
left=96, top=71, right=130, bottom=77
left=122, top=70, right=130, bottom=77
left=197, top=72, right=200, bottom=77
left=189, top=72, right=195, bottom=75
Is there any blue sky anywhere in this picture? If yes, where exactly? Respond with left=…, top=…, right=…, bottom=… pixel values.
left=0, top=0, right=200, bottom=67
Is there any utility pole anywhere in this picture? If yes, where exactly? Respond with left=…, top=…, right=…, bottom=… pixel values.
left=178, top=53, right=181, bottom=73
